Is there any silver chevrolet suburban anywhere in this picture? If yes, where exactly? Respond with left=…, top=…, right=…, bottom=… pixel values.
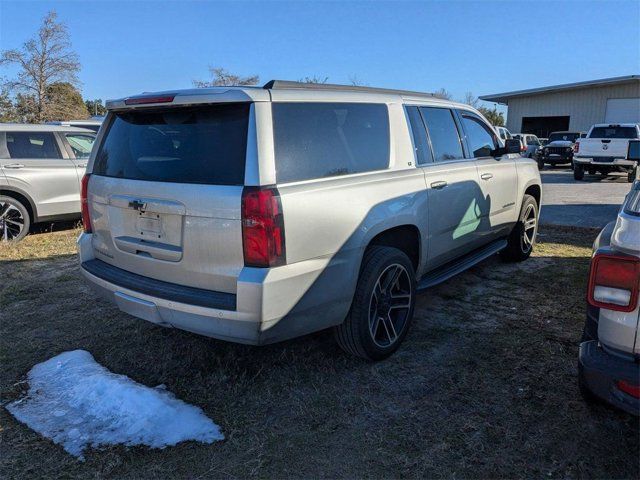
left=78, top=81, right=541, bottom=360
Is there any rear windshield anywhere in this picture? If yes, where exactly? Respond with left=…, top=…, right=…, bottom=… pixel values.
left=589, top=126, right=638, bottom=139
left=272, top=102, right=390, bottom=183
left=93, top=103, right=250, bottom=185
left=548, top=132, right=579, bottom=143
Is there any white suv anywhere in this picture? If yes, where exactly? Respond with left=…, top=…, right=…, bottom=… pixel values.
left=78, top=81, right=541, bottom=360
left=0, top=124, right=96, bottom=241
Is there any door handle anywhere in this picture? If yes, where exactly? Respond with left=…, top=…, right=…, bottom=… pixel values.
left=3, top=163, right=25, bottom=169
left=480, top=173, right=494, bottom=180
left=77, top=163, right=87, bottom=168
left=430, top=180, right=448, bottom=189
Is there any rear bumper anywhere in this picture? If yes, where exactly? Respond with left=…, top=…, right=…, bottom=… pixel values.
left=77, top=233, right=355, bottom=345
left=578, top=340, right=640, bottom=416
left=574, top=157, right=636, bottom=167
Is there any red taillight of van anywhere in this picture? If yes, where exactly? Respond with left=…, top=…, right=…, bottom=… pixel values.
left=241, top=187, right=286, bottom=268
left=80, top=174, right=92, bottom=233
left=574, top=141, right=580, bottom=153
left=587, top=253, right=640, bottom=312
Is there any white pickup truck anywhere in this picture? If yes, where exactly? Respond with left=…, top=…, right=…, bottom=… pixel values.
left=573, top=123, right=640, bottom=182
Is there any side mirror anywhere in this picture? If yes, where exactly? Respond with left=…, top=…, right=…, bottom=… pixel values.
left=505, top=138, right=522, bottom=154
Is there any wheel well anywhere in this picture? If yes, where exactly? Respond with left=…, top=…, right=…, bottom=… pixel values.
left=524, top=184, right=541, bottom=207
left=368, top=225, right=420, bottom=271
left=0, top=189, right=35, bottom=222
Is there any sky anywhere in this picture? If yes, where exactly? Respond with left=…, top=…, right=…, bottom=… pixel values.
left=1, top=0, right=639, bottom=109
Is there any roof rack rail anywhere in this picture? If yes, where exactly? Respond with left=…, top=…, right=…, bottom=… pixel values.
left=262, top=79, right=436, bottom=98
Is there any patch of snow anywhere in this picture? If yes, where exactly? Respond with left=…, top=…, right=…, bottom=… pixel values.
left=6, top=350, right=223, bottom=459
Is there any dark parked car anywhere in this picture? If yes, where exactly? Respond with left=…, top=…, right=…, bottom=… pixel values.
left=537, top=131, right=583, bottom=169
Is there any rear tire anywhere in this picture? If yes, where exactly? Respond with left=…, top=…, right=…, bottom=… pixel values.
left=628, top=167, right=637, bottom=183
left=573, top=165, right=584, bottom=181
left=500, top=194, right=538, bottom=263
left=334, top=246, right=416, bottom=361
left=0, top=195, right=30, bottom=242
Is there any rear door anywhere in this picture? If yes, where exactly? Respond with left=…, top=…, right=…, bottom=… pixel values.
left=1, top=130, right=80, bottom=217
left=414, top=106, right=485, bottom=267
left=87, top=103, right=251, bottom=294
left=458, top=110, right=518, bottom=240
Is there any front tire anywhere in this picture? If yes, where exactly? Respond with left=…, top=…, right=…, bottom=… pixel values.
left=334, top=246, right=416, bottom=361
left=500, top=194, right=538, bottom=262
left=537, top=157, right=545, bottom=170
left=0, top=195, right=30, bottom=242
left=573, top=165, right=584, bottom=180
left=628, top=166, right=637, bottom=183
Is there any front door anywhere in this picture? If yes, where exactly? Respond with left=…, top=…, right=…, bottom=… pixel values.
left=457, top=111, right=518, bottom=240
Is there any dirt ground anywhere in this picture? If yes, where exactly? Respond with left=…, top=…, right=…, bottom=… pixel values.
left=1, top=225, right=638, bottom=479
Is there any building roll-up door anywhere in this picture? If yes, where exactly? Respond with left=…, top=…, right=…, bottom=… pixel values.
left=604, top=98, right=640, bottom=123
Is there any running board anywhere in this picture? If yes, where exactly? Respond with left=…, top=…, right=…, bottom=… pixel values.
left=417, top=239, right=508, bottom=291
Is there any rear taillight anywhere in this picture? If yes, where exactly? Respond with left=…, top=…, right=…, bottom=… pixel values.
left=80, top=174, right=92, bottom=233
left=574, top=141, right=580, bottom=153
left=241, top=187, right=286, bottom=268
left=587, top=253, right=640, bottom=312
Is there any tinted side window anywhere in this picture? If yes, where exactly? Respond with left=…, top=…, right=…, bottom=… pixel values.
left=460, top=113, right=497, bottom=158
left=6, top=132, right=61, bottom=159
left=405, top=106, right=433, bottom=165
left=419, top=107, right=464, bottom=162
left=65, top=133, right=96, bottom=159
left=272, top=103, right=389, bottom=183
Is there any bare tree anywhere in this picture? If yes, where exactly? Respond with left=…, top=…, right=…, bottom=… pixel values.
left=298, top=75, right=329, bottom=84
left=348, top=75, right=367, bottom=86
left=462, top=91, right=479, bottom=108
left=0, top=11, right=81, bottom=122
left=433, top=88, right=453, bottom=100
left=193, top=67, right=259, bottom=87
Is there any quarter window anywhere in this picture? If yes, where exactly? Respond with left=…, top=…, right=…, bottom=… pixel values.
left=460, top=113, right=497, bottom=158
left=272, top=103, right=390, bottom=183
left=65, top=133, right=96, bottom=159
left=6, top=132, right=61, bottom=159
left=419, top=107, right=464, bottom=162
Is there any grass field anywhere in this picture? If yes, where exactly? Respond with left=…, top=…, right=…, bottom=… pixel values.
left=1, top=225, right=638, bottom=479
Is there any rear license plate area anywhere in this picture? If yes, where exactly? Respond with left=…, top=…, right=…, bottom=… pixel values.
left=136, top=212, right=162, bottom=238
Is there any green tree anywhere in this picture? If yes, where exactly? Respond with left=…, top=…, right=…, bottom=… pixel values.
left=477, top=106, right=505, bottom=127
left=14, top=94, right=39, bottom=123
left=85, top=99, right=107, bottom=116
left=193, top=67, right=259, bottom=87
left=0, top=87, right=19, bottom=122
left=0, top=11, right=81, bottom=122
left=43, top=82, right=89, bottom=121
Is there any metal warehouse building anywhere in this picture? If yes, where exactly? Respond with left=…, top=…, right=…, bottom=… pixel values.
left=480, top=75, right=640, bottom=138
